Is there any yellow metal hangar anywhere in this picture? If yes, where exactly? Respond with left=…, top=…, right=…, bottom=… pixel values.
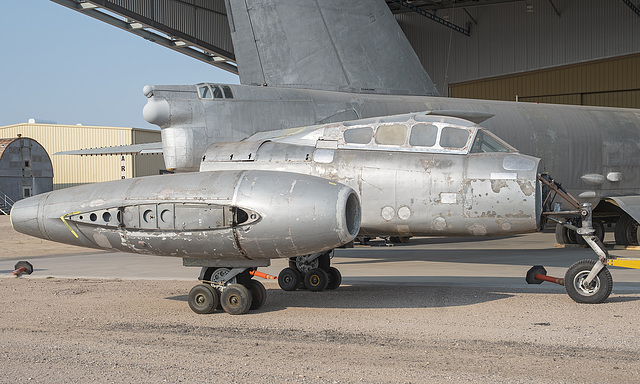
left=0, top=121, right=165, bottom=190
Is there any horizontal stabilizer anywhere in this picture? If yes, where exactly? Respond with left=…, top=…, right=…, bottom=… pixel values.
left=55, top=142, right=163, bottom=156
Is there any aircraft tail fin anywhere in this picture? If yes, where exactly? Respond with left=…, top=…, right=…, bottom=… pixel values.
left=225, top=0, right=439, bottom=96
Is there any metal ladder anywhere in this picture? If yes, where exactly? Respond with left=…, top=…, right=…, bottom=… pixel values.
left=0, top=190, right=15, bottom=215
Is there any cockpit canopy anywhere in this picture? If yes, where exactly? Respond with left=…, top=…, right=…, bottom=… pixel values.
left=197, top=83, right=234, bottom=99
left=256, top=113, right=517, bottom=155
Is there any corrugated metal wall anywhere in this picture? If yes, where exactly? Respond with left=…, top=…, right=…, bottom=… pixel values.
left=397, top=0, right=640, bottom=96
left=449, top=53, right=640, bottom=108
left=0, top=124, right=163, bottom=190
left=81, top=0, right=640, bottom=108
left=132, top=129, right=166, bottom=177
left=98, top=0, right=234, bottom=57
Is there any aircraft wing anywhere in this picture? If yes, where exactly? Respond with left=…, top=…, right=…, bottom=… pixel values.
left=606, top=196, right=640, bottom=224
left=54, top=142, right=163, bottom=156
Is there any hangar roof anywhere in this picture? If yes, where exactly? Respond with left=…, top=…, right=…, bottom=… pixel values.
left=50, top=0, right=527, bottom=75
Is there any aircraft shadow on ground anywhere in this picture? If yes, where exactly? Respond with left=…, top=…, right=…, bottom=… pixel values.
left=166, top=283, right=640, bottom=314
left=336, top=247, right=598, bottom=268
left=166, top=284, right=528, bottom=312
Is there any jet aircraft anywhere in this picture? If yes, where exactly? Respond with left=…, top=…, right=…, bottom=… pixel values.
left=12, top=112, right=547, bottom=314
left=15, top=0, right=640, bottom=313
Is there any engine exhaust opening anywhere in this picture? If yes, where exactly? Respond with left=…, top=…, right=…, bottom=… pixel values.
left=345, top=192, right=361, bottom=237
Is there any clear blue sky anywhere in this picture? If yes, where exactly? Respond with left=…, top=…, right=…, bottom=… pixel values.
left=0, top=0, right=239, bottom=129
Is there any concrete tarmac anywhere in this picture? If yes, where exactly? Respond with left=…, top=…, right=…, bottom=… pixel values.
left=3, top=220, right=640, bottom=293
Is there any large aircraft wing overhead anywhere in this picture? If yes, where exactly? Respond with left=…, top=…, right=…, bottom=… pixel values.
left=55, top=142, right=163, bottom=156
left=606, top=196, right=640, bottom=225
left=225, top=0, right=439, bottom=96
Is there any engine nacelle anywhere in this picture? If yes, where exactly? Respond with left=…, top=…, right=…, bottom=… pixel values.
left=11, top=170, right=361, bottom=262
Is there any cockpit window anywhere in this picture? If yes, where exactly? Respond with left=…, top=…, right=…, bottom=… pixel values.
left=470, top=130, right=512, bottom=153
left=440, top=127, right=470, bottom=149
left=198, top=85, right=212, bottom=99
left=409, top=124, right=438, bottom=147
left=375, top=124, right=406, bottom=145
left=222, top=85, right=234, bottom=99
left=344, top=127, right=373, bottom=144
left=211, top=85, right=224, bottom=98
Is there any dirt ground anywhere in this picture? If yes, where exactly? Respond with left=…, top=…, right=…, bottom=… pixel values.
left=1, top=216, right=640, bottom=383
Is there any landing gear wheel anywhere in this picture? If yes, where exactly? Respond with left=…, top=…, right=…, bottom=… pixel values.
left=304, top=268, right=329, bottom=292
left=278, top=267, right=301, bottom=291
left=188, top=284, right=219, bottom=314
left=249, top=280, right=267, bottom=310
left=615, top=214, right=639, bottom=246
left=555, top=220, right=605, bottom=245
left=221, top=284, right=253, bottom=315
left=575, top=219, right=605, bottom=245
left=555, top=223, right=572, bottom=244
left=564, top=259, right=613, bottom=304
left=289, top=251, right=331, bottom=274
left=326, top=267, right=342, bottom=290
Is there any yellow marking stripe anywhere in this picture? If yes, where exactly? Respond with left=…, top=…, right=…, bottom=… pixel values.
left=60, top=212, right=81, bottom=239
left=607, top=258, right=640, bottom=270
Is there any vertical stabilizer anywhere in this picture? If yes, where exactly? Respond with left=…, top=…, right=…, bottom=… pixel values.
left=225, top=0, right=439, bottom=96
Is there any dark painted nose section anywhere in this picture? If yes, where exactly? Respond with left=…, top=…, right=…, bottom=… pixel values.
left=11, top=192, right=49, bottom=240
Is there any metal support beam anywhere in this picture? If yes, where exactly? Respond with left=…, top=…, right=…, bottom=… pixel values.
left=548, top=0, right=561, bottom=17
left=388, top=0, right=471, bottom=37
left=50, top=0, right=239, bottom=74
left=463, top=8, right=478, bottom=25
left=620, top=0, right=640, bottom=17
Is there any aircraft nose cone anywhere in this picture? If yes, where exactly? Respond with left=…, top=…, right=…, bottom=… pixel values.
left=11, top=193, right=49, bottom=240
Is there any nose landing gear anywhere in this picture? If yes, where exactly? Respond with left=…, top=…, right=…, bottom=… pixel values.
left=531, top=175, right=640, bottom=303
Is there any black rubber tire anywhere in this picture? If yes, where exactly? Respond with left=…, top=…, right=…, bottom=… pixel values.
left=575, top=219, right=605, bottom=245
left=317, top=252, right=331, bottom=271
left=220, top=284, right=253, bottom=315
left=326, top=267, right=342, bottom=290
left=615, top=214, right=639, bottom=246
left=390, top=236, right=411, bottom=243
left=592, top=220, right=605, bottom=243
left=555, top=223, right=571, bottom=244
left=304, top=268, right=329, bottom=292
left=278, top=267, right=301, bottom=291
left=188, top=284, right=219, bottom=314
left=564, top=259, right=613, bottom=304
left=249, top=280, right=267, bottom=311
left=556, top=220, right=605, bottom=245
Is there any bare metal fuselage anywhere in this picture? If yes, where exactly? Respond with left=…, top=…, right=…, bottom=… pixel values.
left=145, top=84, right=640, bottom=210
left=11, top=115, right=539, bottom=262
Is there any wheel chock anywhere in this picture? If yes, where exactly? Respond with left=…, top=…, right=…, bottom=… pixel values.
left=526, top=265, right=564, bottom=286
left=250, top=270, right=277, bottom=280
left=12, top=261, right=33, bottom=277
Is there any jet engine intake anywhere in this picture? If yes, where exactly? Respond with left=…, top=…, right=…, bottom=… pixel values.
left=11, top=170, right=361, bottom=261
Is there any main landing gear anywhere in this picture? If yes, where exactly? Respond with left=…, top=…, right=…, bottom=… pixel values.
left=277, top=250, right=342, bottom=292
left=187, top=267, right=267, bottom=315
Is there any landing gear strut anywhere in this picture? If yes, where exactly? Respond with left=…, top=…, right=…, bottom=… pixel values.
left=185, top=265, right=268, bottom=315
left=278, top=250, right=342, bottom=292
